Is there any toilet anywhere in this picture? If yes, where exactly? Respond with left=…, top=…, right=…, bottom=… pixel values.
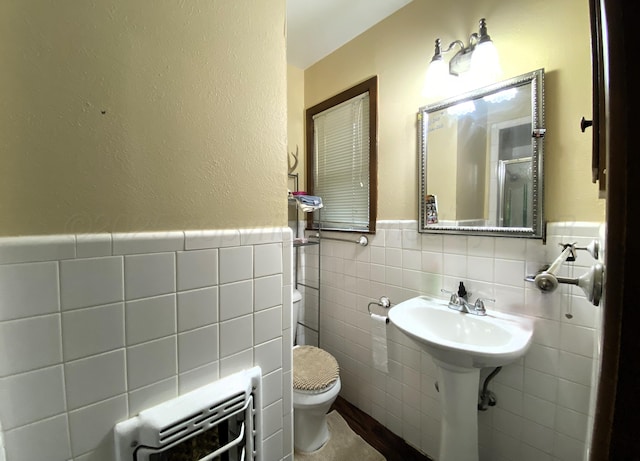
left=292, top=289, right=342, bottom=453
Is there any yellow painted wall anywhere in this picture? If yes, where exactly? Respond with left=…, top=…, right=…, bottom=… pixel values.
left=0, top=0, right=287, bottom=236
left=426, top=112, right=458, bottom=220
left=287, top=65, right=305, bottom=190
left=304, top=0, right=605, bottom=223
left=456, top=116, right=487, bottom=221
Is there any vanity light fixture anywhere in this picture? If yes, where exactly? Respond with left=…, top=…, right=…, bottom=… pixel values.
left=423, top=18, right=502, bottom=99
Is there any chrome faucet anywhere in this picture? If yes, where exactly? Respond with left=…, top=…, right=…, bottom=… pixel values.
left=441, top=282, right=494, bottom=316
left=466, top=297, right=494, bottom=316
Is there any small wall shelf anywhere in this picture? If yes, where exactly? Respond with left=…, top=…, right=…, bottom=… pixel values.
left=288, top=173, right=321, bottom=348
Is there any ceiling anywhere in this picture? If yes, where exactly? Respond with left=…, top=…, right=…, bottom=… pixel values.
left=286, top=0, right=414, bottom=69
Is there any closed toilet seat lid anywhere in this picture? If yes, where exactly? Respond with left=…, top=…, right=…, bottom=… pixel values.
left=293, top=346, right=339, bottom=392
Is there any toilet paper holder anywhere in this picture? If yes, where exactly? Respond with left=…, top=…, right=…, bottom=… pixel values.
left=368, top=296, right=391, bottom=323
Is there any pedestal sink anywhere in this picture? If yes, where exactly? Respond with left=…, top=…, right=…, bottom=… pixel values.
left=388, top=296, right=534, bottom=461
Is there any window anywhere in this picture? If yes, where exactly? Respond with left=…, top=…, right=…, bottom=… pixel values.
left=305, top=76, right=378, bottom=233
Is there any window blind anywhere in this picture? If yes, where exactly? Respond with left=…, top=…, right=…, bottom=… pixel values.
left=312, top=92, right=370, bottom=231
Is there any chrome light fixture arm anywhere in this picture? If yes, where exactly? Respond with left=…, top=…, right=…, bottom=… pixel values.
left=425, top=18, right=500, bottom=88
left=431, top=17, right=492, bottom=61
left=432, top=38, right=466, bottom=60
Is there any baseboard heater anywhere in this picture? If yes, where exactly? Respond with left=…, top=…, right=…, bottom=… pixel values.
left=115, top=367, right=262, bottom=461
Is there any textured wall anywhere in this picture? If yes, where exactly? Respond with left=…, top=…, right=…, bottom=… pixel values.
left=287, top=65, right=305, bottom=190
left=0, top=0, right=287, bottom=236
left=303, top=0, right=605, bottom=223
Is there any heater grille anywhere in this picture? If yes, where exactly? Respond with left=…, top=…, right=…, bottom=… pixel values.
left=157, top=391, right=245, bottom=445
left=115, top=367, right=263, bottom=461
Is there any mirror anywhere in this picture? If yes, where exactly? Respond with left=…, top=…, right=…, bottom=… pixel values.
left=418, top=69, right=545, bottom=238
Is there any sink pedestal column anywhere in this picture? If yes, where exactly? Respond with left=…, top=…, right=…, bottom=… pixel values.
left=435, top=360, right=480, bottom=461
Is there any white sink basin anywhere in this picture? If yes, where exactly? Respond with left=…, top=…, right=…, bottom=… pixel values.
left=388, top=296, right=534, bottom=369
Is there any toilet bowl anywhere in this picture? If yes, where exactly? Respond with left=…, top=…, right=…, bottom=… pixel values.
left=292, top=289, right=341, bottom=453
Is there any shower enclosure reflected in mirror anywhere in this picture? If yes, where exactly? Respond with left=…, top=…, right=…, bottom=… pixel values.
left=418, top=69, right=545, bottom=238
left=499, top=157, right=532, bottom=227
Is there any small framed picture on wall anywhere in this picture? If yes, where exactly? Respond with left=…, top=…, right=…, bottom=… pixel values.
left=425, top=194, right=438, bottom=225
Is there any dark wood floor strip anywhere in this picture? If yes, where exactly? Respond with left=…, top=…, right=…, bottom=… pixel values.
left=331, top=396, right=433, bottom=461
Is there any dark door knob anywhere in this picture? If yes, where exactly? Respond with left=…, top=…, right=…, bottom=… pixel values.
left=581, top=116, right=593, bottom=132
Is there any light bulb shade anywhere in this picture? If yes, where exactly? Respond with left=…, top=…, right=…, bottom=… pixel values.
left=423, top=58, right=450, bottom=99
left=470, top=40, right=502, bottom=86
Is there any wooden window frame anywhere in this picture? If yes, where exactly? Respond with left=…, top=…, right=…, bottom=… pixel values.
left=305, top=76, right=378, bottom=233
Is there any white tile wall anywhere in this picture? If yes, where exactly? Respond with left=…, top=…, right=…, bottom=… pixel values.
left=76, top=234, right=111, bottom=258
left=3, top=415, right=71, bottom=461
left=64, top=350, right=127, bottom=410
left=177, top=324, right=219, bottom=372
left=124, top=253, right=176, bottom=300
left=178, top=362, right=219, bottom=394
left=176, top=249, right=218, bottom=290
left=219, top=246, right=253, bottom=283
left=61, top=302, right=125, bottom=361
left=67, top=395, right=128, bottom=457
left=127, top=377, right=177, bottom=417
left=219, top=315, right=253, bottom=358
left=254, top=306, right=283, bottom=344
left=255, top=338, right=283, bottom=375
left=219, top=280, right=253, bottom=321
left=177, top=286, right=218, bottom=332
left=0, top=228, right=292, bottom=461
left=126, top=336, right=177, bottom=391
left=112, top=232, right=184, bottom=255
left=0, top=315, right=62, bottom=376
left=60, top=257, right=123, bottom=310
left=255, top=274, right=283, bottom=311
left=0, top=223, right=601, bottom=460
left=220, top=349, right=254, bottom=377
left=0, top=365, right=66, bottom=430
left=0, top=235, right=76, bottom=265
left=0, top=262, right=59, bottom=321
left=312, top=222, right=603, bottom=461
left=125, top=294, right=176, bottom=345
left=263, top=399, right=284, bottom=439
left=255, top=243, right=283, bottom=277
left=184, top=229, right=241, bottom=250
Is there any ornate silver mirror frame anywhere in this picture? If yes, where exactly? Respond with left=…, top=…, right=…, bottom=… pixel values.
left=418, top=68, right=545, bottom=238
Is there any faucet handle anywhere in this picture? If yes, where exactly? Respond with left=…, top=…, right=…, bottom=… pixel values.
left=441, top=289, right=460, bottom=305
left=473, top=297, right=495, bottom=314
